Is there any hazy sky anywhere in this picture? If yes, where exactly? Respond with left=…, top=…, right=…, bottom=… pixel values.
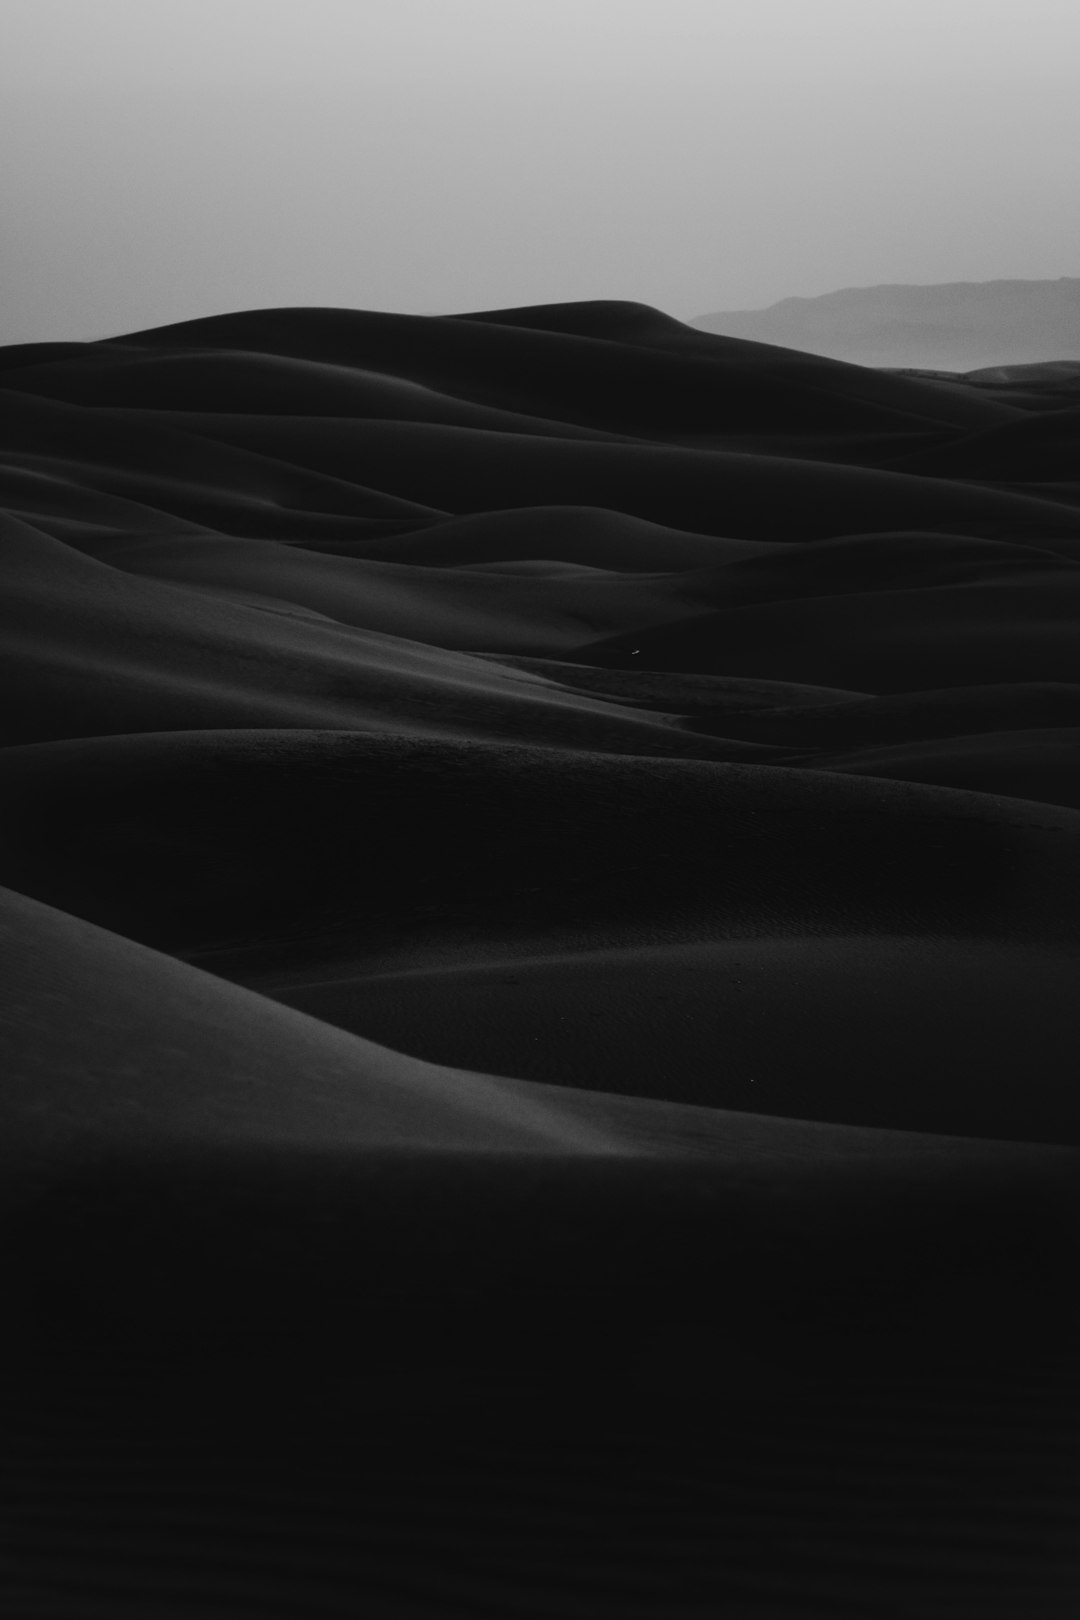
left=2, top=0, right=1079, bottom=342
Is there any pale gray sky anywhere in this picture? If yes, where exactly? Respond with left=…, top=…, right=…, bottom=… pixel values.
left=2, top=0, right=1078, bottom=341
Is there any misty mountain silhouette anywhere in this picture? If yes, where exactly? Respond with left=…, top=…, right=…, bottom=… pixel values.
left=693, top=276, right=1080, bottom=370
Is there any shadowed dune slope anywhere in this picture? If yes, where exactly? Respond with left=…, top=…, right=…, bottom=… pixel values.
left=112, top=301, right=1022, bottom=431
left=3, top=300, right=1080, bottom=1615
left=3, top=881, right=1079, bottom=1617
left=87, top=406, right=1080, bottom=540
left=2, top=728, right=1077, bottom=957
left=3, top=878, right=1075, bottom=1357
left=2, top=727, right=1079, bottom=1142
left=893, top=403, right=1080, bottom=481
left=792, top=727, right=1080, bottom=809
left=577, top=579, right=1080, bottom=692
left=0, top=511, right=768, bottom=756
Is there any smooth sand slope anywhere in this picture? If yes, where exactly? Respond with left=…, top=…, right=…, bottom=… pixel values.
left=3, top=301, right=1079, bottom=1616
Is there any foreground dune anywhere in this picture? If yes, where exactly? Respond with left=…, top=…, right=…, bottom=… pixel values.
left=2, top=301, right=1079, bottom=1614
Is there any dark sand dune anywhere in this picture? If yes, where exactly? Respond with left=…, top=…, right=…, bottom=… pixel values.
left=59, top=529, right=743, bottom=654
left=309, top=504, right=773, bottom=569
left=792, top=727, right=1080, bottom=811
left=89, top=405, right=1080, bottom=540
left=115, top=300, right=1022, bottom=431
left=3, top=301, right=1079, bottom=1614
left=3, top=728, right=1077, bottom=958
left=2, top=344, right=640, bottom=442
left=3, top=511, right=770, bottom=754
left=6, top=882, right=1077, bottom=1616
left=579, top=578, right=1080, bottom=690
left=892, top=403, right=1080, bottom=482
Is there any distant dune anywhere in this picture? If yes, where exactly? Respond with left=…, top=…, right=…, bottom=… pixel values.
left=692, top=276, right=1080, bottom=370
left=2, top=298, right=1078, bottom=1614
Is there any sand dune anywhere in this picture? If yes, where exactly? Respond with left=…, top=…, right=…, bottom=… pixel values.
left=3, top=727, right=1077, bottom=959
left=3, top=511, right=769, bottom=753
left=95, top=405, right=1080, bottom=539
left=795, top=726, right=1080, bottom=809
left=3, top=300, right=1079, bottom=1613
left=321, top=504, right=773, bottom=569
left=893, top=403, right=1080, bottom=481
left=117, top=300, right=1021, bottom=431
left=579, top=578, right=1080, bottom=689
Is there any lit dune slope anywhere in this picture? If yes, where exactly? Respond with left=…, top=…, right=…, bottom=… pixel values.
left=3, top=301, right=1079, bottom=1616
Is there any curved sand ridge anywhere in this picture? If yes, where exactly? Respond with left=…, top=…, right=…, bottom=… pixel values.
left=2, top=301, right=1079, bottom=1615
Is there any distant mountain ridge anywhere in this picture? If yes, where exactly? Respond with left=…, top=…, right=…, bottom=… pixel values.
left=692, top=277, right=1080, bottom=371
